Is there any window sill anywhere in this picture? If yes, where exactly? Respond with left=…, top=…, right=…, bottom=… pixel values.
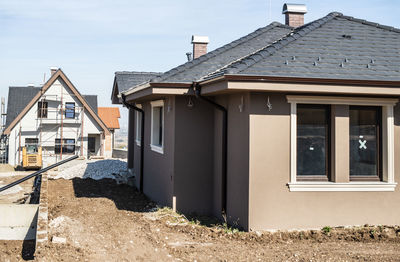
left=288, top=182, right=397, bottom=192
left=150, top=144, right=164, bottom=154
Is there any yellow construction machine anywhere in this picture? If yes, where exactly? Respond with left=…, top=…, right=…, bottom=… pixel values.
left=22, top=145, right=42, bottom=169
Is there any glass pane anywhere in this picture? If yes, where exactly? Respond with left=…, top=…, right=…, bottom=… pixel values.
left=65, top=103, right=75, bottom=118
left=297, top=105, right=329, bottom=176
left=350, top=107, right=380, bottom=177
left=136, top=112, right=142, bottom=141
left=152, top=106, right=162, bottom=147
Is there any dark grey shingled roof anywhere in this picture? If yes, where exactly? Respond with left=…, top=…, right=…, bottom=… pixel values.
left=5, top=87, right=99, bottom=129
left=151, top=22, right=292, bottom=83
left=83, top=95, right=98, bottom=114
left=207, top=12, right=400, bottom=81
left=115, top=71, right=163, bottom=93
left=5, top=86, right=41, bottom=129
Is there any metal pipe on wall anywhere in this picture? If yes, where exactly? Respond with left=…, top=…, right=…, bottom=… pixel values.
left=121, top=94, right=145, bottom=193
left=194, top=84, right=228, bottom=216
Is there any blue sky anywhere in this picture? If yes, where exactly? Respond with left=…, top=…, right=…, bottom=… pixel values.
left=1, top=0, right=399, bottom=130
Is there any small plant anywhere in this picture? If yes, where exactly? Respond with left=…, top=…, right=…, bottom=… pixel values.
left=322, top=226, right=332, bottom=234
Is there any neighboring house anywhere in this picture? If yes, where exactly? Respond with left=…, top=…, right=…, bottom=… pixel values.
left=98, top=107, right=121, bottom=148
left=4, top=68, right=112, bottom=166
left=112, top=4, right=400, bottom=231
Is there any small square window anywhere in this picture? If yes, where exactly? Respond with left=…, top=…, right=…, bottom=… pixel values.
left=55, top=138, right=75, bottom=154
left=65, top=102, right=75, bottom=118
left=37, top=101, right=48, bottom=118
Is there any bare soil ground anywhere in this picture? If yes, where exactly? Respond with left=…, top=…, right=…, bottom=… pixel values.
left=0, top=174, right=35, bottom=203
left=2, top=178, right=400, bottom=261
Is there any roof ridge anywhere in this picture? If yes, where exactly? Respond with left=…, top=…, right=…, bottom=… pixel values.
left=115, top=71, right=163, bottom=75
left=212, top=12, right=341, bottom=76
left=340, top=15, right=400, bottom=33
left=9, top=86, right=41, bottom=88
left=151, top=22, right=291, bottom=83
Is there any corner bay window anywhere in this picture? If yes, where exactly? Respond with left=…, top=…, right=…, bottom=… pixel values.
left=350, top=106, right=381, bottom=181
left=297, top=104, right=330, bottom=181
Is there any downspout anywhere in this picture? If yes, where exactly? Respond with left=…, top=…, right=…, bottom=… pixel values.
left=194, top=84, right=228, bottom=216
left=121, top=94, right=145, bottom=193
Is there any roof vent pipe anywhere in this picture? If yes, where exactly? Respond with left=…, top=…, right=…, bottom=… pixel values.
left=282, top=3, right=307, bottom=27
left=186, top=52, right=193, bottom=62
left=191, top=35, right=209, bottom=59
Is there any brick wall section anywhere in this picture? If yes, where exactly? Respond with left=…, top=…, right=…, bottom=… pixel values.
left=35, top=173, right=49, bottom=249
left=285, top=13, right=304, bottom=27
left=193, top=43, right=208, bottom=59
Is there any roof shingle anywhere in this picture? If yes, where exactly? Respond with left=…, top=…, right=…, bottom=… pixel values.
left=98, top=107, right=120, bottom=129
left=210, top=12, right=400, bottom=81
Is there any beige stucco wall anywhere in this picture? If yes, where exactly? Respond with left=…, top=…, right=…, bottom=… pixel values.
left=248, top=92, right=400, bottom=231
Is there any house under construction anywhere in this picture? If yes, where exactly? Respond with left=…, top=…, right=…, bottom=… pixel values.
left=2, top=68, right=112, bottom=167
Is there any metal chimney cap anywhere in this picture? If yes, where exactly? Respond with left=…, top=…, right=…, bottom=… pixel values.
left=191, top=35, right=209, bottom=44
left=282, top=3, right=307, bottom=14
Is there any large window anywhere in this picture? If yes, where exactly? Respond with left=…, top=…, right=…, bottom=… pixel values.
left=55, top=139, right=75, bottom=154
left=287, top=95, right=396, bottom=192
left=65, top=102, right=75, bottom=118
left=150, top=100, right=164, bottom=153
left=37, top=101, right=48, bottom=118
left=349, top=106, right=381, bottom=181
left=297, top=104, right=330, bottom=181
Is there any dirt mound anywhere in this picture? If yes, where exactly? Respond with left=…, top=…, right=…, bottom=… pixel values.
left=5, top=178, right=400, bottom=261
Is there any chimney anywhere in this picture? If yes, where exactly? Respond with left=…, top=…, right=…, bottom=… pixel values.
left=282, top=3, right=307, bottom=27
left=191, top=35, right=209, bottom=59
left=50, top=67, right=58, bottom=75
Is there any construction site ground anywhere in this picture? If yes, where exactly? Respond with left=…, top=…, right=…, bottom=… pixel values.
left=1, top=177, right=400, bottom=261
left=0, top=172, right=34, bottom=204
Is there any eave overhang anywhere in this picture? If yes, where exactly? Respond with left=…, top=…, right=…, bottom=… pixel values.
left=199, top=75, right=400, bottom=96
left=120, top=82, right=192, bottom=102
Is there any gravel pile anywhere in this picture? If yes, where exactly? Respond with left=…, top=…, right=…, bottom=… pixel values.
left=49, top=159, right=127, bottom=180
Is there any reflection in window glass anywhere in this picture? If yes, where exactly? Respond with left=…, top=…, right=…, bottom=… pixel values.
left=65, top=102, right=75, bottom=118
left=297, top=104, right=330, bottom=179
left=349, top=106, right=381, bottom=178
left=151, top=106, right=163, bottom=147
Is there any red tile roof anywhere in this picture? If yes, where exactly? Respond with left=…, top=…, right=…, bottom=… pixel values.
left=98, top=107, right=120, bottom=129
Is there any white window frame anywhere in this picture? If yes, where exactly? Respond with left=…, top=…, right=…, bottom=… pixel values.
left=135, top=104, right=142, bottom=146
left=150, top=100, right=164, bottom=154
left=287, top=95, right=398, bottom=192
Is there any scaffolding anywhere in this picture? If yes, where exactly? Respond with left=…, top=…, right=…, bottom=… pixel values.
left=5, top=83, right=101, bottom=166
left=35, top=92, right=86, bottom=161
left=0, top=97, right=8, bottom=164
